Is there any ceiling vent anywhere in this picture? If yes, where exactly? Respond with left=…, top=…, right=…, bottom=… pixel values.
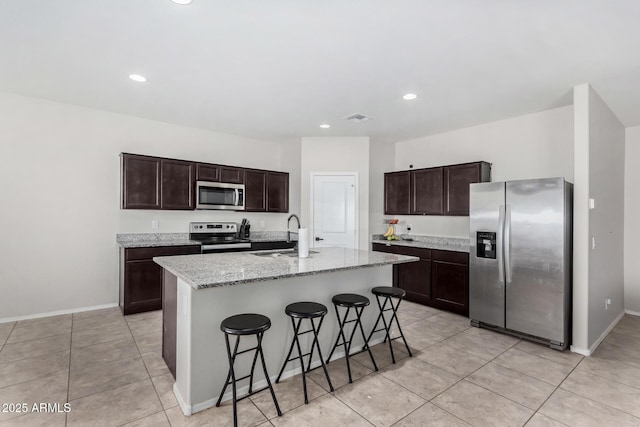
left=343, top=113, right=371, bottom=123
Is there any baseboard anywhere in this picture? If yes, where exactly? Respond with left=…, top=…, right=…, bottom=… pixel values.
left=0, top=303, right=119, bottom=324
left=572, top=310, right=626, bottom=357
left=174, top=383, right=192, bottom=416
left=625, top=309, right=640, bottom=317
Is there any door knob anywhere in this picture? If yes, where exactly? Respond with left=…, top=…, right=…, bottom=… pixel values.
left=315, top=237, right=324, bottom=241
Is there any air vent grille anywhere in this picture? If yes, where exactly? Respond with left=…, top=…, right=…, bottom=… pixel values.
left=343, top=113, right=371, bottom=123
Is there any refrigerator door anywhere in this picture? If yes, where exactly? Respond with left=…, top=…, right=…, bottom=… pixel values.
left=469, top=182, right=505, bottom=328
left=505, top=178, right=567, bottom=343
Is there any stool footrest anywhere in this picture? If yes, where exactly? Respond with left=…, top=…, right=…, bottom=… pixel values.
left=235, top=386, right=272, bottom=403
left=286, top=351, right=313, bottom=362
left=235, top=346, right=259, bottom=356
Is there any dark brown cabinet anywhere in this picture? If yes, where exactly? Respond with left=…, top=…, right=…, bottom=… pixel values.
left=220, top=167, right=244, bottom=184
left=161, top=159, right=195, bottom=210
left=122, top=154, right=161, bottom=209
left=384, top=161, right=490, bottom=217
left=196, top=163, right=220, bottom=182
left=244, top=170, right=267, bottom=211
left=411, top=167, right=444, bottom=215
left=120, top=245, right=201, bottom=315
left=372, top=243, right=469, bottom=316
left=267, top=171, right=289, bottom=212
left=384, top=171, right=411, bottom=214
left=444, top=162, right=491, bottom=216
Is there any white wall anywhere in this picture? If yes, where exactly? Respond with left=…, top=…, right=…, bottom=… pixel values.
left=369, top=140, right=395, bottom=239
left=300, top=137, right=369, bottom=250
left=387, top=106, right=574, bottom=237
left=625, top=125, right=640, bottom=315
left=0, top=92, right=298, bottom=320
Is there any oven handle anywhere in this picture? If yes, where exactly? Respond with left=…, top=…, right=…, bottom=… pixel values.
left=202, top=243, right=251, bottom=252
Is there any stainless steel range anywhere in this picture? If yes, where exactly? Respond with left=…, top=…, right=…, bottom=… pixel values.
left=189, top=222, right=251, bottom=253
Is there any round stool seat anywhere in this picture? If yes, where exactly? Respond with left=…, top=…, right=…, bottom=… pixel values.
left=372, top=286, right=406, bottom=298
left=220, top=313, right=271, bottom=335
left=332, top=293, right=370, bottom=308
left=285, top=302, right=328, bottom=318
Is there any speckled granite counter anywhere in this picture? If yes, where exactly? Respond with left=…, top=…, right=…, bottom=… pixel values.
left=116, top=233, right=200, bottom=248
left=371, top=234, right=470, bottom=253
left=154, top=246, right=418, bottom=290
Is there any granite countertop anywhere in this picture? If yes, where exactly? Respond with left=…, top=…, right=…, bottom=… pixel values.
left=371, top=234, right=470, bottom=253
left=153, top=247, right=419, bottom=290
left=116, top=231, right=296, bottom=248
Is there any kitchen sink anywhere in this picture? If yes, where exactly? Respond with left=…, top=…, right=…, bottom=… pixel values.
left=253, top=250, right=319, bottom=258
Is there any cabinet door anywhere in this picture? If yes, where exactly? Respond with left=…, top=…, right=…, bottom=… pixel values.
left=411, top=167, right=444, bottom=215
left=384, top=171, right=411, bottom=214
left=220, top=167, right=244, bottom=184
left=196, top=163, right=220, bottom=182
left=444, top=163, right=481, bottom=216
left=161, top=159, right=195, bottom=210
left=122, top=154, right=161, bottom=209
left=124, top=260, right=164, bottom=314
left=267, top=172, right=289, bottom=212
left=244, top=170, right=267, bottom=211
left=431, top=250, right=469, bottom=315
left=396, top=259, right=431, bottom=305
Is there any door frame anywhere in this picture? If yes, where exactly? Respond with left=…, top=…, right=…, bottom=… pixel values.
left=309, top=172, right=360, bottom=250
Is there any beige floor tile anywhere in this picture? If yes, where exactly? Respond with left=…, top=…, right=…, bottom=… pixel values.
left=421, top=312, right=471, bottom=338
left=270, top=393, right=371, bottom=427
left=514, top=341, right=583, bottom=368
left=121, top=411, right=170, bottom=427
left=467, top=362, right=556, bottom=410
left=416, top=343, right=488, bottom=377
left=390, top=318, right=452, bottom=351
left=0, top=412, right=67, bottom=426
left=396, top=309, right=432, bottom=327
left=134, top=331, right=162, bottom=354
left=151, top=372, right=178, bottom=409
left=591, top=341, right=640, bottom=368
left=334, top=373, right=425, bottom=427
left=307, top=358, right=372, bottom=392
left=560, top=369, right=640, bottom=418
left=494, top=348, right=574, bottom=386
left=613, top=315, right=640, bottom=339
left=604, top=331, right=640, bottom=350
left=0, top=334, right=70, bottom=363
left=575, top=355, right=640, bottom=389
left=351, top=341, right=409, bottom=371
left=14, top=314, right=71, bottom=330
left=0, top=322, right=15, bottom=345
left=379, top=356, right=459, bottom=401
left=442, top=327, right=519, bottom=361
left=71, top=323, right=132, bottom=349
left=128, top=317, right=163, bottom=340
left=251, top=374, right=327, bottom=419
left=6, top=321, right=71, bottom=344
left=70, top=336, right=140, bottom=370
left=141, top=351, right=171, bottom=377
left=525, top=413, right=568, bottom=426
left=0, top=372, right=68, bottom=423
left=72, top=313, right=127, bottom=333
left=67, top=379, right=162, bottom=427
left=72, top=307, right=123, bottom=321
left=394, top=402, right=471, bottom=426
left=125, top=310, right=163, bottom=323
left=0, top=350, right=69, bottom=389
left=166, top=399, right=267, bottom=426
left=432, top=380, right=533, bottom=427
left=539, top=388, right=640, bottom=427
left=68, top=355, right=149, bottom=400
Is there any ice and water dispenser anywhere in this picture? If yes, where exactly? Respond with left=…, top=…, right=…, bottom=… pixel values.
left=476, top=231, right=497, bottom=259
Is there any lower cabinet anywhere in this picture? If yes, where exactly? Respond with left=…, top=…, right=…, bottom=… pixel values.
left=120, top=245, right=201, bottom=315
left=372, top=243, right=469, bottom=316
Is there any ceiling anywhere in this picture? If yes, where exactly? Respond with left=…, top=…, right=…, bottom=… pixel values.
left=1, top=1, right=639, bottom=143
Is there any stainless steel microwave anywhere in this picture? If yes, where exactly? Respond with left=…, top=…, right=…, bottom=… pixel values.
left=196, top=181, right=245, bottom=210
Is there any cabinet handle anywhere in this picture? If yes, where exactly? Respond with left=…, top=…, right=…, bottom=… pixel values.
left=315, top=237, right=324, bottom=241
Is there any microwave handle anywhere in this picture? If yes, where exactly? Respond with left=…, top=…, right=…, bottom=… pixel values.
left=234, top=189, right=239, bottom=206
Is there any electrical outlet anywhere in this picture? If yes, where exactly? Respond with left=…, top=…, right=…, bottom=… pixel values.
left=259, top=220, right=266, bottom=228
left=592, top=237, right=596, bottom=250
left=151, top=220, right=159, bottom=229
left=589, top=198, right=596, bottom=209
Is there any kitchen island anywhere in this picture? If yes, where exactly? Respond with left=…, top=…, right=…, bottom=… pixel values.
left=154, top=247, right=418, bottom=416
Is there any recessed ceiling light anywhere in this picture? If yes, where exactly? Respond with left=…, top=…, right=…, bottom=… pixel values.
left=403, top=93, right=418, bottom=100
left=171, top=0, right=192, bottom=4
left=319, top=124, right=331, bottom=129
left=129, top=74, right=147, bottom=83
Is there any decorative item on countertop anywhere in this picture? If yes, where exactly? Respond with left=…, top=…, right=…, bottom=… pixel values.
left=383, top=218, right=400, bottom=240
left=298, top=228, right=310, bottom=258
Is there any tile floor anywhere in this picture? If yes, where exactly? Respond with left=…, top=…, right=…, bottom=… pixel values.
left=0, top=303, right=639, bottom=426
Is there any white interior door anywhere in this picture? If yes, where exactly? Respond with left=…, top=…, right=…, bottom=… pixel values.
left=312, top=174, right=357, bottom=249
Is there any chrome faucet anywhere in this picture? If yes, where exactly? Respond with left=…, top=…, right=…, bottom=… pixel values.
left=287, top=214, right=301, bottom=242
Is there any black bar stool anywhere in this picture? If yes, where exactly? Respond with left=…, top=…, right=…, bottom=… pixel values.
left=215, top=313, right=281, bottom=427
left=366, top=286, right=412, bottom=363
left=326, top=293, right=378, bottom=383
left=276, top=302, right=334, bottom=403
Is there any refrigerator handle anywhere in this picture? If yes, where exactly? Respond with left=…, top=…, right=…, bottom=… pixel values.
left=504, top=204, right=512, bottom=284
left=497, top=205, right=505, bottom=283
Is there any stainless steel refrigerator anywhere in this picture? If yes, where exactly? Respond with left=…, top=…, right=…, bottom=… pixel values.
left=469, top=178, right=572, bottom=350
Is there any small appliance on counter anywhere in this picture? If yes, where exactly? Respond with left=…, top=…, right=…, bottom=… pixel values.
left=189, top=222, right=251, bottom=253
left=238, top=218, right=251, bottom=239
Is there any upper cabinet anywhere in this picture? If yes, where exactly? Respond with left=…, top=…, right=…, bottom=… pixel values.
left=161, top=159, right=195, bottom=210
left=244, top=169, right=290, bottom=213
left=196, top=163, right=220, bottom=182
left=267, top=171, right=289, bottom=213
left=220, top=167, right=244, bottom=184
left=384, top=161, right=490, bottom=216
left=122, top=154, right=161, bottom=209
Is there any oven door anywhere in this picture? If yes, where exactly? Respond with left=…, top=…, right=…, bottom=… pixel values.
left=196, top=181, right=245, bottom=210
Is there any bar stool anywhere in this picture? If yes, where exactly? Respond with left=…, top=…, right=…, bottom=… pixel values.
left=366, top=286, right=412, bottom=364
left=215, top=313, right=281, bottom=427
left=326, top=293, right=378, bottom=383
left=276, top=302, right=334, bottom=403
